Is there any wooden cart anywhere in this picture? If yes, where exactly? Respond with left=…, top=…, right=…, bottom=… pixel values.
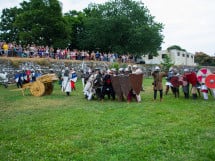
left=20, top=74, right=58, bottom=96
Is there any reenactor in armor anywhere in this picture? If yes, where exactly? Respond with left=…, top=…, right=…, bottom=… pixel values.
left=152, top=66, right=167, bottom=101
left=101, top=69, right=115, bottom=100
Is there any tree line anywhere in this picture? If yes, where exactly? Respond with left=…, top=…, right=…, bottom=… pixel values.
left=0, top=0, right=164, bottom=57
left=195, top=52, right=215, bottom=66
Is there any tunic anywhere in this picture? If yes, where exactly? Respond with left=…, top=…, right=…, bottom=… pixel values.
left=152, top=71, right=167, bottom=90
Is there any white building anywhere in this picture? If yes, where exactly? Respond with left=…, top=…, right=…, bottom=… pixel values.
left=142, top=49, right=196, bottom=66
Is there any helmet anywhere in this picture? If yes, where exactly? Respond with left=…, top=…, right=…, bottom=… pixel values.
left=132, top=65, right=137, bottom=68
left=184, top=68, right=189, bottom=72
left=107, top=69, right=111, bottom=74
left=111, top=68, right=116, bottom=72
left=119, top=68, right=124, bottom=71
left=124, top=68, right=129, bottom=72
left=155, top=66, right=160, bottom=71
left=169, top=67, right=173, bottom=72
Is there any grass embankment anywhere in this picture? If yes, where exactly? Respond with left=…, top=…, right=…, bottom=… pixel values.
left=0, top=57, right=84, bottom=68
left=0, top=78, right=214, bottom=161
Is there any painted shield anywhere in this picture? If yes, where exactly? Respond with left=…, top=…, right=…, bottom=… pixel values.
left=119, top=75, right=132, bottom=97
left=170, top=76, right=179, bottom=87
left=186, top=72, right=198, bottom=86
left=111, top=75, right=123, bottom=100
left=205, top=74, right=215, bottom=89
left=197, top=68, right=211, bottom=84
left=129, top=74, right=143, bottom=95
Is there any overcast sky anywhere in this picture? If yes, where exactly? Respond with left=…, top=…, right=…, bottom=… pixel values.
left=1, top=0, right=215, bottom=56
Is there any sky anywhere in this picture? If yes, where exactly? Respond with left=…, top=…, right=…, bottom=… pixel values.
left=1, top=0, right=215, bottom=56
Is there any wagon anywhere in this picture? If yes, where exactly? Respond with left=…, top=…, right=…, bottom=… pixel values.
left=19, top=74, right=58, bottom=96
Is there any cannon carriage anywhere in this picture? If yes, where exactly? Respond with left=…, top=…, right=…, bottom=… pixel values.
left=18, top=74, right=58, bottom=96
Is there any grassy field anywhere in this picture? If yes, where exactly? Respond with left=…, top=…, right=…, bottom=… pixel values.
left=0, top=78, right=214, bottom=161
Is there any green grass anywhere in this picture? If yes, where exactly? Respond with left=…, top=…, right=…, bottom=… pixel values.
left=0, top=78, right=215, bottom=161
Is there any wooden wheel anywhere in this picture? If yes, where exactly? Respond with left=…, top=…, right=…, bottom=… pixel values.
left=30, top=81, right=45, bottom=97
left=44, top=83, right=54, bottom=95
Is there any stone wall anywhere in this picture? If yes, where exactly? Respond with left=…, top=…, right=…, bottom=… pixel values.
left=0, top=58, right=154, bottom=83
left=0, top=58, right=214, bottom=84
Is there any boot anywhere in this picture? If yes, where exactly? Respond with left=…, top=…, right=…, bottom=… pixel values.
left=192, top=94, right=197, bottom=100
left=184, top=93, right=189, bottom=99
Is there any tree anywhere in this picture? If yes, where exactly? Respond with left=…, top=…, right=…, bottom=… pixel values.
left=13, top=0, right=70, bottom=48
left=64, top=10, right=85, bottom=50
left=161, top=54, right=174, bottom=71
left=167, top=45, right=186, bottom=52
left=0, top=0, right=164, bottom=53
left=77, top=0, right=164, bottom=55
left=195, top=52, right=215, bottom=66
left=0, top=7, right=22, bottom=42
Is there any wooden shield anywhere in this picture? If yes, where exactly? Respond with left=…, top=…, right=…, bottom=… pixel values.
left=170, top=76, right=179, bottom=87
left=205, top=74, right=215, bottom=89
left=119, top=75, right=132, bottom=97
left=186, top=72, right=198, bottom=86
left=111, top=75, right=123, bottom=100
left=197, top=68, right=211, bottom=84
left=129, top=74, right=143, bottom=95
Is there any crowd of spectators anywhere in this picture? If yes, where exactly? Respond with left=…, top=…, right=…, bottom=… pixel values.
left=0, top=41, right=135, bottom=63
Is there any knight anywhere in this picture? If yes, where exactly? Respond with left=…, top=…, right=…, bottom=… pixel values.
left=152, top=66, right=167, bottom=101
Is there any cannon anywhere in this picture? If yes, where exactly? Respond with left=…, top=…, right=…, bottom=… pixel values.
left=14, top=74, right=58, bottom=96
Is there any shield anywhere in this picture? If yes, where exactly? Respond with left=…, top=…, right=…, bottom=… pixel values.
left=186, top=72, right=198, bottom=86
left=26, top=70, right=31, bottom=76
left=205, top=74, right=215, bottom=89
left=119, top=75, right=132, bottom=97
left=129, top=74, right=143, bottom=95
left=170, top=76, right=179, bottom=87
left=111, top=75, right=123, bottom=101
left=197, top=68, right=211, bottom=84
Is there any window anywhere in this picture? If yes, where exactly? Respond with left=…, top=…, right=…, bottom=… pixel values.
left=187, top=54, right=189, bottom=58
left=148, top=55, right=153, bottom=59
left=191, top=56, right=193, bottom=58
left=182, top=54, right=185, bottom=57
left=177, top=52, right=180, bottom=56
left=162, top=54, right=167, bottom=59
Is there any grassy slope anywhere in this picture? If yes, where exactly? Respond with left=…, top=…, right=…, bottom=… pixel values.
left=0, top=78, right=214, bottom=161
